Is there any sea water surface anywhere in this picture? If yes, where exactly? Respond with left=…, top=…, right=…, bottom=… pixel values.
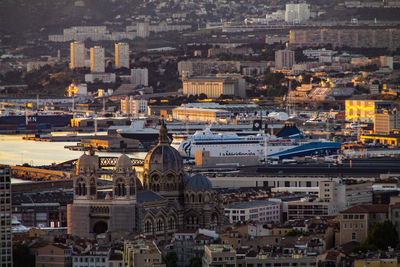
left=0, top=133, right=146, bottom=166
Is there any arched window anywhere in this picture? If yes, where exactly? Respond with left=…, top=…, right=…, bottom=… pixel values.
left=145, top=221, right=152, bottom=233
left=157, top=219, right=164, bottom=232
left=191, top=194, right=195, bottom=202
left=156, top=184, right=160, bottom=192
left=198, top=193, right=202, bottom=203
left=168, top=217, right=175, bottom=230
left=76, top=178, right=87, bottom=196
left=115, top=179, right=126, bottom=197
left=129, top=180, right=135, bottom=195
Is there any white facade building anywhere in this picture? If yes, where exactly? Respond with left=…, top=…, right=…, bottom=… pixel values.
left=115, top=43, right=130, bottom=69
left=275, top=49, right=295, bottom=69
left=225, top=200, right=280, bottom=223
left=285, top=3, right=310, bottom=23
left=85, top=73, right=116, bottom=83
left=131, top=68, right=148, bottom=86
left=90, top=46, right=105, bottom=73
left=120, top=97, right=148, bottom=115
left=70, top=41, right=85, bottom=69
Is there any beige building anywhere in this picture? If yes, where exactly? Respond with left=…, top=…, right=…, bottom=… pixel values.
left=115, top=42, right=130, bottom=69
left=202, top=244, right=236, bottom=267
left=275, top=49, right=295, bottom=70
left=338, top=204, right=388, bottom=245
left=123, top=239, right=165, bottom=267
left=246, top=254, right=317, bottom=267
left=172, top=107, right=230, bottom=123
left=35, top=243, right=72, bottom=267
left=178, top=60, right=240, bottom=77
left=90, top=46, right=105, bottom=73
left=70, top=41, right=85, bottom=69
left=289, top=29, right=400, bottom=49
left=182, top=75, right=246, bottom=98
left=0, top=166, right=12, bottom=267
left=121, top=97, right=148, bottom=115
left=354, top=258, right=398, bottom=267
left=374, top=109, right=400, bottom=134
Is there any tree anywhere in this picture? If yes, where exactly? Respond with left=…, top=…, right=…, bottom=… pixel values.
left=13, top=244, right=35, bottom=267
left=284, top=229, right=303, bottom=237
left=365, top=220, right=398, bottom=250
left=186, top=256, right=202, bottom=267
left=164, top=251, right=178, bottom=267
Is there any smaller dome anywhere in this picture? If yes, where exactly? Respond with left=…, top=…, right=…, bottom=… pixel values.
left=185, top=174, right=212, bottom=191
left=116, top=154, right=132, bottom=169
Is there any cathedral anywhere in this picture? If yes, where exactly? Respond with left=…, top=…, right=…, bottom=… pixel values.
left=67, top=121, right=224, bottom=240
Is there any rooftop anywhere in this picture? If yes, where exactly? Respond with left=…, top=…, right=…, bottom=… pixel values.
left=340, top=204, right=388, bottom=214
left=225, top=200, right=278, bottom=209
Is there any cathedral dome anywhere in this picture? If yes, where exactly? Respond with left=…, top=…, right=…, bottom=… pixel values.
left=144, top=121, right=183, bottom=173
left=116, top=154, right=132, bottom=170
left=185, top=174, right=212, bottom=191
left=76, top=153, right=96, bottom=175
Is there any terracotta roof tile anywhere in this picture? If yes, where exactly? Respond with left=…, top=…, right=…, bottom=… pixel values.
left=340, top=204, right=388, bottom=214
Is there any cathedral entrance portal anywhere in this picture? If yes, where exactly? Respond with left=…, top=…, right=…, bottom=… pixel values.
left=93, top=221, right=108, bottom=234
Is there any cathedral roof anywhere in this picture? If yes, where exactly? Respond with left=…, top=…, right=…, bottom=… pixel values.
left=144, top=120, right=183, bottom=173
left=185, top=174, right=212, bottom=191
left=137, top=191, right=166, bottom=203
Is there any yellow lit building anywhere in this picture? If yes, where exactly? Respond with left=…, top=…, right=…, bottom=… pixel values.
left=115, top=42, right=129, bottom=69
left=354, top=258, right=398, bottom=267
left=70, top=41, right=85, bottom=69
left=172, top=107, right=230, bottom=123
left=374, top=109, right=400, bottom=135
left=90, top=46, right=105, bottom=73
left=182, top=75, right=246, bottom=98
left=345, top=100, right=393, bottom=123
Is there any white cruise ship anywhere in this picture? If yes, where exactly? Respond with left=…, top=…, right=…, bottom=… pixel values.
left=171, top=127, right=342, bottom=160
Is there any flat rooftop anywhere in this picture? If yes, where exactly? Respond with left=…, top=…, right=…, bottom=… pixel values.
left=225, top=200, right=278, bottom=209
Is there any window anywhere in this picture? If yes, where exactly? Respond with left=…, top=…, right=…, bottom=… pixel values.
left=352, top=232, right=356, bottom=240
left=343, top=223, right=347, bottom=229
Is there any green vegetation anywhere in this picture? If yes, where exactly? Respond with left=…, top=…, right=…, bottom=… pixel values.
left=355, top=221, right=398, bottom=251
left=164, top=251, right=178, bottom=267
left=284, top=229, right=304, bottom=237
left=0, top=63, right=83, bottom=96
left=13, top=244, right=35, bottom=267
left=186, top=256, right=202, bottom=267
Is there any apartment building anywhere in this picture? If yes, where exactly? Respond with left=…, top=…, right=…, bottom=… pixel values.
left=275, top=49, right=295, bottom=70
left=131, top=68, right=148, bottom=86
left=225, top=200, right=280, bottom=224
left=182, top=75, right=246, bottom=98
left=338, top=204, right=388, bottom=245
left=70, top=41, right=85, bottom=69
left=374, top=109, right=400, bottom=135
left=202, top=245, right=236, bottom=267
left=115, top=43, right=130, bottom=69
left=290, top=29, right=400, bottom=49
left=123, top=240, right=164, bottom=267
left=90, top=46, right=105, bottom=73
left=35, top=243, right=73, bottom=267
left=121, top=97, right=148, bottom=115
